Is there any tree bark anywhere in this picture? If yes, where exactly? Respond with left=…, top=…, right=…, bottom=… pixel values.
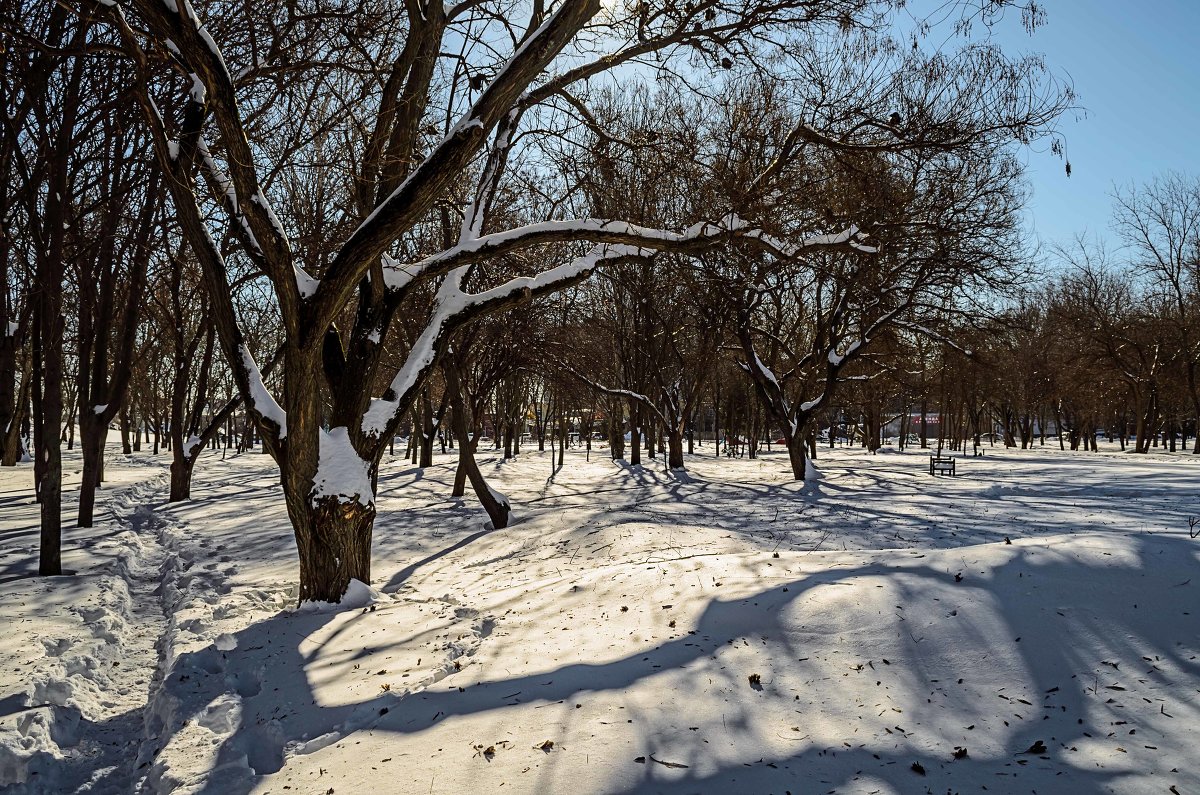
left=444, top=361, right=510, bottom=527
left=33, top=31, right=84, bottom=572
left=629, top=402, right=641, bottom=466
left=608, top=398, right=624, bottom=460
left=785, top=428, right=809, bottom=481
left=1, top=356, right=30, bottom=466
left=666, top=425, right=684, bottom=470
left=296, top=496, right=375, bottom=604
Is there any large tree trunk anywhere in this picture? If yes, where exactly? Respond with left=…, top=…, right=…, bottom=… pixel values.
left=169, top=455, right=195, bottom=501
left=34, top=297, right=64, bottom=576
left=279, top=350, right=376, bottom=604
left=33, top=33, right=84, bottom=573
left=119, top=409, right=132, bottom=454
left=785, top=429, right=809, bottom=481
left=666, top=424, right=685, bottom=470
left=451, top=418, right=471, bottom=498
left=295, top=496, right=375, bottom=604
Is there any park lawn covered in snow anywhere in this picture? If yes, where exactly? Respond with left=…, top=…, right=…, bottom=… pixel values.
left=1, top=441, right=1198, bottom=794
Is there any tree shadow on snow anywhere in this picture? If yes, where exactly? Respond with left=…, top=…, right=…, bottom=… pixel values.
left=150, top=531, right=1199, bottom=794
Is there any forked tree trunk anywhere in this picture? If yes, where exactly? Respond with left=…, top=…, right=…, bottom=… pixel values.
left=279, top=358, right=377, bottom=604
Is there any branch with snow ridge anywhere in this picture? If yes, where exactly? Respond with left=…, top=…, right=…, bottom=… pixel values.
left=362, top=243, right=644, bottom=439
left=381, top=217, right=873, bottom=290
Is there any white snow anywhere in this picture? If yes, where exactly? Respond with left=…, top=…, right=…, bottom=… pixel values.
left=751, top=351, right=779, bottom=388
left=239, top=344, right=286, bottom=438
left=311, top=426, right=374, bottom=506
left=365, top=245, right=638, bottom=437
left=485, top=481, right=510, bottom=509
left=292, top=264, right=318, bottom=298
left=186, top=72, right=205, bottom=104
left=296, top=578, right=384, bottom=613
left=379, top=251, right=417, bottom=292
left=2, top=438, right=1199, bottom=793
left=828, top=339, right=862, bottom=366
left=402, top=216, right=748, bottom=279
left=250, top=190, right=292, bottom=255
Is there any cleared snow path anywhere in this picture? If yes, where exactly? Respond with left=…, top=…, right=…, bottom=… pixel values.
left=0, top=468, right=172, bottom=794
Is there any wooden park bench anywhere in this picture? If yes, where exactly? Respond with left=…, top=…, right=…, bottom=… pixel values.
left=929, top=455, right=956, bottom=476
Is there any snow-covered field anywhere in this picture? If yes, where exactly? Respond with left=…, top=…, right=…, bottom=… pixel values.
left=2, top=441, right=1198, bottom=794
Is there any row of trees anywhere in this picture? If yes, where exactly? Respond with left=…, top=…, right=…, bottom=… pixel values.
left=3, top=0, right=1091, bottom=602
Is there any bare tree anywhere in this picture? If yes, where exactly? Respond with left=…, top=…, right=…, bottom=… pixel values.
left=77, top=0, right=1070, bottom=601
left=1113, top=174, right=1200, bottom=453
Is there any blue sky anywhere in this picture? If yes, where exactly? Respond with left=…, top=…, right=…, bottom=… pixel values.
left=976, top=0, right=1200, bottom=250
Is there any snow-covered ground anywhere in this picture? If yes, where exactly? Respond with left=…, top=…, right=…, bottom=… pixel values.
left=2, top=440, right=1198, bottom=794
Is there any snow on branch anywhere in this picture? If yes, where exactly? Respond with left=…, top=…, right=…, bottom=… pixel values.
left=363, top=244, right=639, bottom=438
left=381, top=217, right=876, bottom=291
left=332, top=0, right=596, bottom=299
left=826, top=339, right=862, bottom=366
left=196, top=137, right=264, bottom=257
left=743, top=224, right=878, bottom=256
left=554, top=358, right=668, bottom=426
left=750, top=351, right=781, bottom=389
left=240, top=344, right=287, bottom=439
left=892, top=320, right=975, bottom=356
left=737, top=346, right=795, bottom=436
left=312, top=427, right=373, bottom=506
left=382, top=217, right=735, bottom=283
left=379, top=252, right=418, bottom=292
